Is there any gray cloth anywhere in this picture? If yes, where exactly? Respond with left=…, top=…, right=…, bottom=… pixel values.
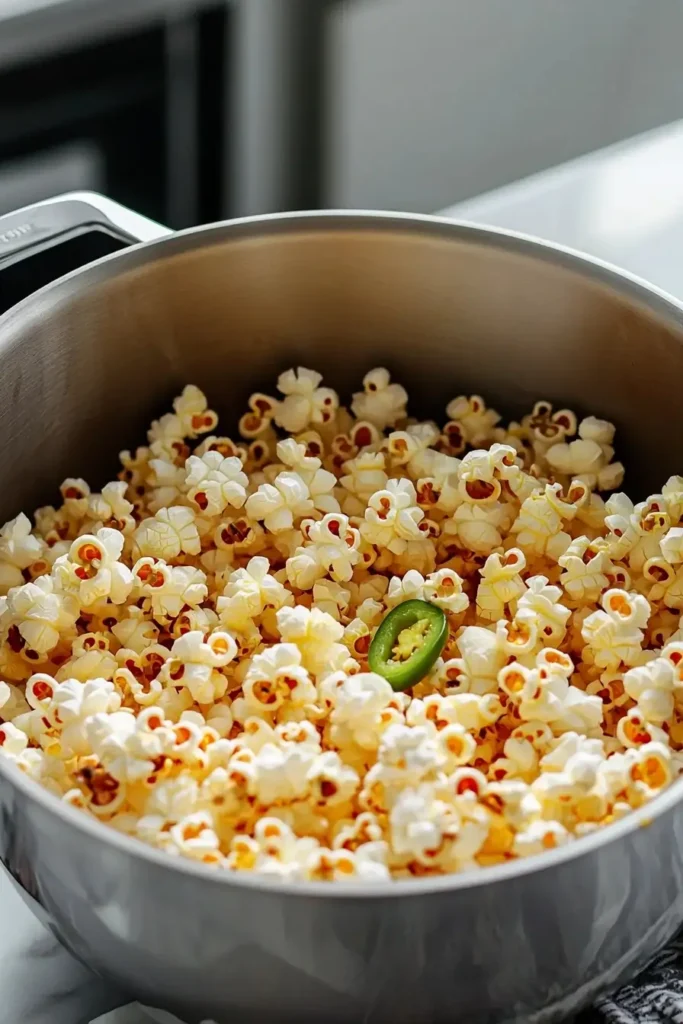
left=595, top=936, right=683, bottom=1024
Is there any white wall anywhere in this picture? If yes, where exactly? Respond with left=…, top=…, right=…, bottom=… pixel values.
left=324, top=0, right=683, bottom=212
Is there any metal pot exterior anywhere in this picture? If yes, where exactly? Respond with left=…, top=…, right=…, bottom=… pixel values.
left=1, top=212, right=683, bottom=1022
left=3, top=757, right=683, bottom=1024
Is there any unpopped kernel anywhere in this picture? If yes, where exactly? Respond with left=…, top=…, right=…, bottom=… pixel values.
left=0, top=370, right=679, bottom=882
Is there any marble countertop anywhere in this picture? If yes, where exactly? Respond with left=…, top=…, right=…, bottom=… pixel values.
left=0, top=868, right=122, bottom=1024
left=7, top=119, right=683, bottom=1024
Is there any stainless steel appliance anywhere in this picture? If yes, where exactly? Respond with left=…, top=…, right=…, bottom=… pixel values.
left=0, top=192, right=682, bottom=1024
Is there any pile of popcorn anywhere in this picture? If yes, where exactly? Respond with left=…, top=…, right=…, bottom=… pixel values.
left=1, top=365, right=682, bottom=883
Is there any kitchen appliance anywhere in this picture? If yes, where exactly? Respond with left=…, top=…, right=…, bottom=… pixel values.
left=0, top=4, right=229, bottom=230
left=0, top=192, right=682, bottom=1024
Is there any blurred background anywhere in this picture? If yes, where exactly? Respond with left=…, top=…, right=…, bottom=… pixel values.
left=2, top=0, right=683, bottom=229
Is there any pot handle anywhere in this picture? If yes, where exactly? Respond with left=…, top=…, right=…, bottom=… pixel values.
left=0, top=191, right=171, bottom=267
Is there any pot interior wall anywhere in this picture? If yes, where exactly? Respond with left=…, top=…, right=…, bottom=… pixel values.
left=0, top=222, right=681, bottom=522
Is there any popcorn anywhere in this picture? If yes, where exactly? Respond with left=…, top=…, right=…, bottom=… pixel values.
left=663, top=476, right=683, bottom=523
left=558, top=536, right=613, bottom=604
left=511, top=485, right=575, bottom=559
left=86, top=482, right=136, bottom=534
left=53, top=529, right=133, bottom=606
left=148, top=387, right=218, bottom=454
left=133, top=559, right=208, bottom=620
left=174, top=385, right=219, bottom=437
left=57, top=633, right=117, bottom=683
left=49, top=677, right=122, bottom=757
left=661, top=527, right=683, bottom=565
left=445, top=395, right=500, bottom=447
left=644, top=559, right=683, bottom=611
left=457, top=449, right=502, bottom=502
left=545, top=416, right=624, bottom=492
left=605, top=493, right=669, bottom=571
left=217, top=556, right=292, bottom=633
left=246, top=471, right=313, bottom=532
left=512, top=819, right=570, bottom=857
left=2, top=366, right=681, bottom=882
left=582, top=589, right=650, bottom=672
left=113, top=645, right=167, bottom=707
left=0, top=514, right=44, bottom=595
left=134, top=507, right=201, bottom=561
left=444, top=692, right=504, bottom=732
left=413, top=451, right=462, bottom=508
left=539, top=732, right=605, bottom=772
left=1, top=575, right=80, bottom=654
left=371, top=723, right=444, bottom=789
left=423, top=568, right=469, bottom=614
left=307, top=750, right=360, bottom=807
left=184, top=451, right=248, bottom=515
left=276, top=605, right=350, bottom=679
left=160, top=630, right=237, bottom=704
left=240, top=643, right=316, bottom=715
left=476, top=549, right=526, bottom=622
left=386, top=423, right=441, bottom=474
left=438, top=723, right=477, bottom=769
left=389, top=783, right=458, bottom=865
left=385, top=567, right=468, bottom=616
left=84, top=710, right=153, bottom=783
left=140, top=770, right=200, bottom=820
left=274, top=367, right=339, bottom=434
left=111, top=607, right=160, bottom=653
left=238, top=741, right=317, bottom=806
left=385, top=569, right=428, bottom=608
left=60, top=478, right=91, bottom=521
left=449, top=500, right=508, bottom=555
left=616, top=708, right=665, bottom=750
left=302, top=844, right=390, bottom=882
left=502, top=650, right=603, bottom=736
left=340, top=451, right=388, bottom=502
left=275, top=439, right=339, bottom=515
left=227, top=818, right=316, bottom=878
left=448, top=626, right=507, bottom=695
left=623, top=657, right=676, bottom=725
left=328, top=672, right=396, bottom=751
left=312, top=580, right=351, bottom=622
left=361, top=479, right=424, bottom=554
left=168, top=812, right=221, bottom=862
left=516, top=575, right=571, bottom=646
left=286, top=513, right=361, bottom=589
left=146, top=455, right=186, bottom=513
left=351, top=368, right=408, bottom=430
left=627, top=741, right=672, bottom=793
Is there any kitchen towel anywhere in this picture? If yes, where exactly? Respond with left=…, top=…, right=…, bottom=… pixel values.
left=88, top=936, right=683, bottom=1024
left=595, top=935, right=683, bottom=1024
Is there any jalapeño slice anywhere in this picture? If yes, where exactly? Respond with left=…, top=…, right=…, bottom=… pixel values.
left=368, top=599, right=448, bottom=692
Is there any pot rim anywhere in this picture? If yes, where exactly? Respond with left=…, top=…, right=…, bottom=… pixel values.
left=2, top=207, right=683, bottom=334
left=2, top=207, right=683, bottom=899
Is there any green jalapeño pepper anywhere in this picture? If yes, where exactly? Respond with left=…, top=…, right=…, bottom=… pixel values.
left=368, top=599, right=447, bottom=692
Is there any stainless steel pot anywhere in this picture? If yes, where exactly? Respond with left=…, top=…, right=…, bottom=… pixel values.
left=1, top=193, right=683, bottom=1024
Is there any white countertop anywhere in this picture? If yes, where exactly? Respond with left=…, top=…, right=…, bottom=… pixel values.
left=0, top=868, right=123, bottom=1024
left=6, top=120, right=683, bottom=1024
left=440, top=118, right=683, bottom=302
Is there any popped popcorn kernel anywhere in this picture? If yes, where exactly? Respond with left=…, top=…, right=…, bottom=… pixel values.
left=275, top=367, right=339, bottom=434
left=351, top=368, right=408, bottom=431
left=134, top=506, right=201, bottom=561
left=0, top=514, right=44, bottom=595
left=184, top=451, right=249, bottom=515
